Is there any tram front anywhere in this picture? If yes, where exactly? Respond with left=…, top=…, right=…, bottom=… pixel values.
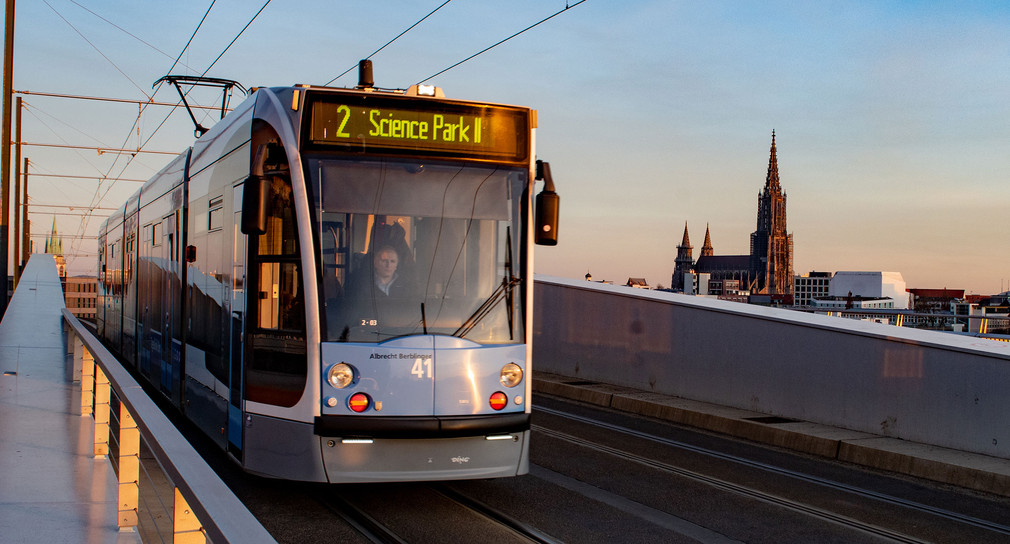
left=305, top=88, right=538, bottom=482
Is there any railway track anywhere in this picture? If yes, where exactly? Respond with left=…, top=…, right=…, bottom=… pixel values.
left=534, top=402, right=1010, bottom=543
left=232, top=399, right=1010, bottom=543
left=309, top=483, right=563, bottom=544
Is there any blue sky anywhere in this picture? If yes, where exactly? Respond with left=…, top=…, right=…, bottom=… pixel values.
left=9, top=1, right=1010, bottom=293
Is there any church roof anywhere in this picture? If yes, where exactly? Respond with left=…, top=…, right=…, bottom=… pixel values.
left=695, top=254, right=750, bottom=272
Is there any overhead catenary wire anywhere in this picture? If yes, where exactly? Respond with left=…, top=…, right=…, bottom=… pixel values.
left=417, top=0, right=588, bottom=84
left=29, top=233, right=98, bottom=239
left=21, top=160, right=91, bottom=217
left=323, top=0, right=454, bottom=86
left=163, top=0, right=216, bottom=76
left=38, top=2, right=580, bottom=273
left=71, top=0, right=216, bottom=236
left=16, top=90, right=229, bottom=110
left=23, top=104, right=111, bottom=179
left=198, top=0, right=270, bottom=77
left=21, top=142, right=177, bottom=155
left=82, top=0, right=218, bottom=208
left=23, top=99, right=115, bottom=149
left=24, top=172, right=147, bottom=183
left=66, top=0, right=198, bottom=72
left=41, top=0, right=152, bottom=100
left=90, top=0, right=269, bottom=197
left=31, top=203, right=118, bottom=211
left=24, top=1, right=224, bottom=272
left=30, top=210, right=112, bottom=217
left=74, top=0, right=269, bottom=261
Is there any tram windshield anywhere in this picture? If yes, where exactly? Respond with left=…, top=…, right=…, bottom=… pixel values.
left=309, top=158, right=527, bottom=344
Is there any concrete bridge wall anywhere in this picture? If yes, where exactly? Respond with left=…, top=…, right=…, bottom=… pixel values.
left=533, top=276, right=1010, bottom=460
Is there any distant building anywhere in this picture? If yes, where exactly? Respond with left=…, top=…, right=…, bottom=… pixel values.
left=907, top=288, right=965, bottom=314
left=793, top=271, right=833, bottom=307
left=810, top=295, right=897, bottom=310
left=951, top=292, right=1010, bottom=334
left=672, top=131, right=794, bottom=297
left=829, top=271, right=908, bottom=310
left=41, top=217, right=97, bottom=321
left=64, top=276, right=98, bottom=322
left=626, top=278, right=649, bottom=289
left=682, top=272, right=711, bottom=295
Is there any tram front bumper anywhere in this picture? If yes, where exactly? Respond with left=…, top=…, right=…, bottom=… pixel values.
left=319, top=429, right=530, bottom=483
left=313, top=412, right=529, bottom=438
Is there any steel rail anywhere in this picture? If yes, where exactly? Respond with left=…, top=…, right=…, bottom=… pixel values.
left=433, top=484, right=563, bottom=544
left=536, top=404, right=1010, bottom=536
left=534, top=423, right=927, bottom=544
left=314, top=493, right=408, bottom=544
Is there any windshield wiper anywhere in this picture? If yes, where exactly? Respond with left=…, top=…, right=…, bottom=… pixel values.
left=453, top=227, right=520, bottom=339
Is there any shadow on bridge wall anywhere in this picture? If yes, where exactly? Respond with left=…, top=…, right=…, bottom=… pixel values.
left=533, top=276, right=1010, bottom=460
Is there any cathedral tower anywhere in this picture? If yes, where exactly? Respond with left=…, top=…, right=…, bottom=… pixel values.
left=671, top=222, right=693, bottom=291
left=749, top=131, right=793, bottom=295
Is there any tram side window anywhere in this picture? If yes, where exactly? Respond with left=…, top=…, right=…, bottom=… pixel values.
left=209, top=195, right=224, bottom=231
left=256, top=175, right=303, bottom=331
left=257, top=261, right=303, bottom=330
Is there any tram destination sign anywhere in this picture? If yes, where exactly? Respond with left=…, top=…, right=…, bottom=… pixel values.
left=308, top=95, right=530, bottom=163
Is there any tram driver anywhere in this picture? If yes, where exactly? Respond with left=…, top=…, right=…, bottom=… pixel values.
left=333, top=243, right=417, bottom=338
left=368, top=245, right=407, bottom=297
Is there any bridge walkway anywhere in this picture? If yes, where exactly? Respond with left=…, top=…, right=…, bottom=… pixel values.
left=0, top=254, right=137, bottom=542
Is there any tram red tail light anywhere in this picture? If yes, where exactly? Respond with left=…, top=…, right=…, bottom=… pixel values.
left=489, top=391, right=508, bottom=411
left=348, top=393, right=371, bottom=413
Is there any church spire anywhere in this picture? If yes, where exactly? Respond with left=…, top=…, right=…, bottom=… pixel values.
left=45, top=217, right=62, bottom=255
left=765, top=130, right=779, bottom=190
left=701, top=223, right=714, bottom=257
left=751, top=130, right=792, bottom=296
left=679, top=221, right=691, bottom=247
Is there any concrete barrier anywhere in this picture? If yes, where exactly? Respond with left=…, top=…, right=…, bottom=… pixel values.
left=533, top=275, right=1010, bottom=461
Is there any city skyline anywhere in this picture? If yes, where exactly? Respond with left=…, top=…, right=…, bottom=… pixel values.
left=7, top=1, right=1010, bottom=294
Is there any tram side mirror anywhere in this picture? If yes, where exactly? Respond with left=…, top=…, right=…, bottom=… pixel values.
left=535, top=160, right=559, bottom=246
left=241, top=175, right=269, bottom=236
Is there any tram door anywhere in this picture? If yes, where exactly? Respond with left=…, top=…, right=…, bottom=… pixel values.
left=161, top=210, right=184, bottom=406
left=228, top=185, right=247, bottom=454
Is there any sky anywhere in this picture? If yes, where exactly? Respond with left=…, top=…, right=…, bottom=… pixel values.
left=7, top=0, right=1010, bottom=294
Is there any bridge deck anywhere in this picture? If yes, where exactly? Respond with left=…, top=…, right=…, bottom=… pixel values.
left=0, top=255, right=137, bottom=543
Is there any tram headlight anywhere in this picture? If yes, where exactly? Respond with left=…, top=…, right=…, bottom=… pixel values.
left=327, top=363, right=355, bottom=389
left=499, top=363, right=523, bottom=388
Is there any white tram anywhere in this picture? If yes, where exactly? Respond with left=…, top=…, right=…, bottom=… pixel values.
left=97, top=68, right=559, bottom=483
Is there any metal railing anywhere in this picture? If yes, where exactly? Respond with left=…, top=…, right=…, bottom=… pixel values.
left=62, top=308, right=275, bottom=544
